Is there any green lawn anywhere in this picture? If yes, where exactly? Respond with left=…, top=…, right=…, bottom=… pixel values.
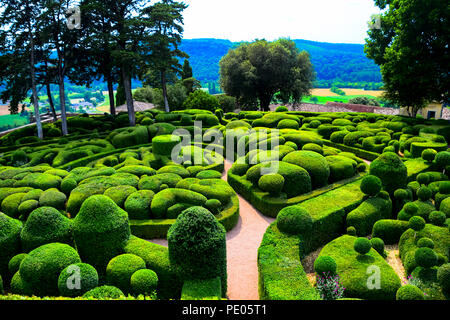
left=302, top=94, right=385, bottom=106
left=0, top=114, right=30, bottom=132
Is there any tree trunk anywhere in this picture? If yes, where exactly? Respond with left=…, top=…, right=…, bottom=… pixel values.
left=122, top=68, right=135, bottom=126
left=58, top=75, right=68, bottom=135
left=29, top=35, right=43, bottom=140
left=106, top=74, right=116, bottom=116
left=161, top=70, right=170, bottom=112
left=46, top=83, right=57, bottom=121
left=259, top=93, right=273, bottom=112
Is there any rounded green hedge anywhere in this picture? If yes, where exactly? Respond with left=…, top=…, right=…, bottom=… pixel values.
left=369, top=152, right=407, bottom=194
left=276, top=206, right=313, bottom=235
left=282, top=151, right=330, bottom=188
left=73, top=195, right=131, bottom=274
left=82, top=285, right=125, bottom=299
left=417, top=187, right=432, bottom=201
left=372, top=219, right=409, bottom=245
left=416, top=173, right=430, bottom=186
left=435, top=151, right=450, bottom=169
left=205, top=198, right=222, bottom=215
left=130, top=269, right=158, bottom=296
left=277, top=119, right=299, bottom=130
left=414, top=247, right=438, bottom=268
left=353, top=237, right=372, bottom=255
left=396, top=285, right=424, bottom=300
left=417, top=237, right=435, bottom=249
left=313, top=256, right=337, bottom=276
left=20, top=207, right=73, bottom=252
left=167, top=206, right=227, bottom=296
left=370, top=237, right=385, bottom=256
left=196, top=170, right=222, bottom=180
left=360, top=175, right=382, bottom=197
left=437, top=263, right=450, bottom=293
left=258, top=174, right=285, bottom=195
left=61, top=178, right=77, bottom=195
left=0, top=212, right=22, bottom=279
left=8, top=253, right=28, bottom=276
left=106, top=254, right=146, bottom=294
left=58, top=263, right=99, bottom=297
left=302, top=143, right=323, bottom=155
left=152, top=135, right=182, bottom=156
left=347, top=226, right=357, bottom=236
left=19, top=243, right=81, bottom=296
left=124, top=190, right=155, bottom=220
left=10, top=271, right=33, bottom=295
left=17, top=200, right=39, bottom=220
left=104, top=185, right=138, bottom=209
left=409, top=216, right=426, bottom=232
left=429, top=211, right=446, bottom=226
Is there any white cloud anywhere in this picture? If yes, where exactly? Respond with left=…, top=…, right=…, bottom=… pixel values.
left=182, top=0, right=382, bottom=44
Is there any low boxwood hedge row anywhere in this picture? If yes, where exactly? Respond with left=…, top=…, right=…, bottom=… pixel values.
left=181, top=277, right=222, bottom=300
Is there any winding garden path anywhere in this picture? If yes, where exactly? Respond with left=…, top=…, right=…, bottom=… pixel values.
left=147, top=160, right=275, bottom=300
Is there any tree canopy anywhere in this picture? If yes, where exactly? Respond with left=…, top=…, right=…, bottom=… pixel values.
left=365, top=0, right=449, bottom=117
left=219, top=39, right=315, bottom=111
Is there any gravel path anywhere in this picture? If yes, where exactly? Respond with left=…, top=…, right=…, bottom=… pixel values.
left=147, top=160, right=275, bottom=300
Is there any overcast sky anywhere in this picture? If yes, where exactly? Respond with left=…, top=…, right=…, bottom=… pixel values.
left=182, top=0, right=382, bottom=44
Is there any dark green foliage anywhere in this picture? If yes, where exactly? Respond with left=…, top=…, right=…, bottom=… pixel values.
left=10, top=271, right=33, bottom=296
left=360, top=175, right=382, bottom=196
left=139, top=173, right=183, bottom=192
left=258, top=174, right=284, bottom=195
left=369, top=152, right=407, bottom=194
left=151, top=188, right=208, bottom=219
left=325, top=155, right=357, bottom=183
left=370, top=237, right=385, bottom=256
left=435, top=151, right=450, bottom=169
left=183, top=90, right=219, bottom=112
left=396, top=285, right=424, bottom=300
left=124, top=190, right=155, bottom=220
left=11, top=150, right=28, bottom=166
left=422, top=149, right=437, bottom=162
left=19, top=243, right=81, bottom=296
left=58, top=263, right=99, bottom=297
left=130, top=269, right=158, bottom=296
left=282, top=151, right=330, bottom=188
left=429, top=211, right=446, bottom=226
left=353, top=237, right=372, bottom=255
left=152, top=135, right=181, bottom=156
left=417, top=187, right=432, bottom=201
left=20, top=207, right=73, bottom=252
left=347, top=226, right=357, bottom=236
left=38, top=188, right=67, bottom=210
left=277, top=206, right=313, bottom=235
left=0, top=212, right=22, bottom=279
left=346, top=196, right=392, bottom=236
left=414, top=248, right=438, bottom=268
left=61, top=178, right=77, bottom=195
left=109, top=126, right=149, bottom=149
left=409, top=216, right=426, bottom=232
left=72, top=195, right=131, bottom=274
left=313, top=256, right=337, bottom=276
left=437, top=263, right=450, bottom=293
left=416, top=173, right=430, bottom=186
left=417, top=237, right=435, bottom=249
left=8, top=253, right=28, bottom=276
left=82, top=285, right=124, bottom=299
left=205, top=199, right=222, bottom=215
left=104, top=185, right=138, bottom=209
left=372, top=220, right=409, bottom=245
left=168, top=207, right=227, bottom=296
left=106, top=254, right=146, bottom=294
left=246, top=161, right=312, bottom=198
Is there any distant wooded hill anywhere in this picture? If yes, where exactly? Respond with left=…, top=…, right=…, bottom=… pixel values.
left=179, top=38, right=383, bottom=87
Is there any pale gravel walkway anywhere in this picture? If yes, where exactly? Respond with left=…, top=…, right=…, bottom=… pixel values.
left=147, top=160, right=275, bottom=300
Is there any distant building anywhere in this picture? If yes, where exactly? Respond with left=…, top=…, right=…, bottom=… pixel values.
left=399, top=101, right=446, bottom=119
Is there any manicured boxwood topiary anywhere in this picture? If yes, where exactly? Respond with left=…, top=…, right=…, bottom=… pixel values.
left=196, top=170, right=222, bottom=180
left=17, top=199, right=39, bottom=220
left=429, top=211, right=446, bottom=226
left=139, top=173, right=183, bottom=192
left=38, top=188, right=67, bottom=210
left=398, top=202, right=419, bottom=221
left=167, top=206, right=227, bottom=297
left=370, top=237, right=385, bottom=257
left=151, top=188, right=208, bottom=219
left=82, top=285, right=125, bottom=299
left=313, top=256, right=337, bottom=276
left=354, top=237, right=372, bottom=255
left=58, top=263, right=99, bottom=297
left=276, top=206, right=313, bottom=236
left=152, top=135, right=182, bottom=156
left=1, top=192, right=26, bottom=218
left=437, top=263, right=450, bottom=293
left=417, top=187, right=432, bottom=201
left=130, top=269, right=158, bottom=296
left=360, top=175, right=382, bottom=197
left=246, top=161, right=312, bottom=198
left=396, top=285, right=425, bottom=300
left=205, top=199, right=222, bottom=215
left=104, top=185, right=138, bottom=209
left=302, top=143, right=323, bottom=155
left=19, top=242, right=82, bottom=296
left=417, top=237, right=435, bottom=249
left=0, top=212, right=22, bottom=279
left=72, top=195, right=131, bottom=274
left=258, top=174, right=285, bottom=196
left=346, top=196, right=392, bottom=236
left=20, top=207, right=74, bottom=252
left=435, top=151, right=450, bottom=169
left=414, top=247, right=438, bottom=268
left=124, top=190, right=155, bottom=220
left=106, top=254, right=146, bottom=294
left=157, top=165, right=190, bottom=179
left=283, top=151, right=330, bottom=188
left=8, top=253, right=28, bottom=276
left=10, top=271, right=33, bottom=295
left=347, top=226, right=357, bottom=236
left=409, top=216, right=426, bottom=232
left=275, top=106, right=289, bottom=112
left=325, top=155, right=357, bottom=183
left=369, top=152, right=407, bottom=194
